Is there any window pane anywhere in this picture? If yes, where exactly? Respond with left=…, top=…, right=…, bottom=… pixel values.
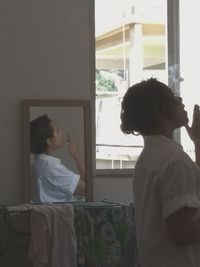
left=95, top=0, right=167, bottom=169
left=180, top=1, right=200, bottom=161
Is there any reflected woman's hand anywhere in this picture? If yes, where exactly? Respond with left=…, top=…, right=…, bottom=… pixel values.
left=66, top=134, right=85, bottom=183
left=66, top=134, right=79, bottom=157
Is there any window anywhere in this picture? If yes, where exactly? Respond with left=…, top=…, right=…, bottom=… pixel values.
left=179, top=0, right=200, bottom=161
left=95, top=0, right=168, bottom=171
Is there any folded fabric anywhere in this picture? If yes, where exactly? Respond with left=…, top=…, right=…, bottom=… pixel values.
left=7, top=203, right=77, bottom=267
left=29, top=203, right=77, bottom=267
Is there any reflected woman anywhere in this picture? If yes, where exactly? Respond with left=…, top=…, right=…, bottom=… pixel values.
left=30, top=114, right=85, bottom=203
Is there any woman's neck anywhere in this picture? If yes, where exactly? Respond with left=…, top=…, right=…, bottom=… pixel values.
left=147, top=122, right=174, bottom=139
left=45, top=147, right=55, bottom=155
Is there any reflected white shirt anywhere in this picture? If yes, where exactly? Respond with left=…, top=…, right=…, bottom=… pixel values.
left=31, top=154, right=80, bottom=203
left=133, top=135, right=200, bottom=267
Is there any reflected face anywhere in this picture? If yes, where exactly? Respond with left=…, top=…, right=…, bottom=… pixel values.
left=49, top=121, right=65, bottom=149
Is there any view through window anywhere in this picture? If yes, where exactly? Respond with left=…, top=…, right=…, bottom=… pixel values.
left=95, top=0, right=167, bottom=169
left=180, top=0, right=200, bottom=161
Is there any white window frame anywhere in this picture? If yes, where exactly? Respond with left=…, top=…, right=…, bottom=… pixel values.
left=90, top=0, right=180, bottom=178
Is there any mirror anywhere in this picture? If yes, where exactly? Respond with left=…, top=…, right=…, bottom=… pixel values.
left=22, top=99, right=93, bottom=203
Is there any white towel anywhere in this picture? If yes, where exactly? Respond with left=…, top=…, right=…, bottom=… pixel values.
left=29, top=203, right=77, bottom=267
left=7, top=203, right=77, bottom=267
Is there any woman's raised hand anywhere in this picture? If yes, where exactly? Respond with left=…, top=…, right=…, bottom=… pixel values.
left=185, top=105, right=200, bottom=144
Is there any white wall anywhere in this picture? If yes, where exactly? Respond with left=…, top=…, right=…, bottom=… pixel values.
left=94, top=178, right=133, bottom=203
left=0, top=0, right=93, bottom=205
left=0, top=0, right=133, bottom=205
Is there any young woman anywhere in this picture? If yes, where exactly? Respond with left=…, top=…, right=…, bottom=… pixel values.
left=120, top=78, right=200, bottom=267
left=30, top=115, right=85, bottom=203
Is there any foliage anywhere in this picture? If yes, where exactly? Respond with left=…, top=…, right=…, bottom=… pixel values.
left=96, top=70, right=119, bottom=92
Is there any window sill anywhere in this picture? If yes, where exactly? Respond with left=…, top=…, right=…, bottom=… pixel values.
left=95, top=168, right=135, bottom=178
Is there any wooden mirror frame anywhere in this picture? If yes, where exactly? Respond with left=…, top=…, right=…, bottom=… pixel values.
left=22, top=99, right=93, bottom=202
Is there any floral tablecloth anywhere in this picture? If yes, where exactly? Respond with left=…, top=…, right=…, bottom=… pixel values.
left=0, top=202, right=140, bottom=267
left=73, top=202, right=140, bottom=267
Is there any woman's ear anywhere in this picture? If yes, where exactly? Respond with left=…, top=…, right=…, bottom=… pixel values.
left=160, top=105, right=173, bottom=119
left=152, top=100, right=164, bottom=120
left=160, top=106, right=168, bottom=116
left=46, top=138, right=53, bottom=146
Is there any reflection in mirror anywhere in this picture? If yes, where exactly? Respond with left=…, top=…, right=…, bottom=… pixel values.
left=23, top=99, right=93, bottom=203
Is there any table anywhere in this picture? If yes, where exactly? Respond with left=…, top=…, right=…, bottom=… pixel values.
left=0, top=202, right=140, bottom=267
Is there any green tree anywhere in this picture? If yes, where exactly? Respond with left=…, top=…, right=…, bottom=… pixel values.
left=96, top=70, right=118, bottom=92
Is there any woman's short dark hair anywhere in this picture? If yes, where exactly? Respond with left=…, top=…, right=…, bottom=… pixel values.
left=120, top=78, right=175, bottom=135
left=30, top=115, right=53, bottom=154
